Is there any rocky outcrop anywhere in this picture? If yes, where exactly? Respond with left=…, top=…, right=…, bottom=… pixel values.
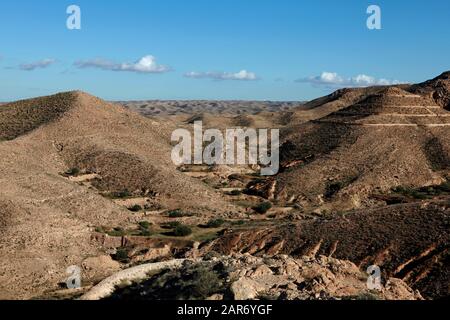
left=97, top=254, right=422, bottom=301
left=224, top=254, right=422, bottom=300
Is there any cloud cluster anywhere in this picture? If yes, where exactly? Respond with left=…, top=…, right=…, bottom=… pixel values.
left=74, top=55, right=170, bottom=73
left=184, top=70, right=258, bottom=81
left=296, top=72, right=403, bottom=89
left=19, top=59, right=56, bottom=71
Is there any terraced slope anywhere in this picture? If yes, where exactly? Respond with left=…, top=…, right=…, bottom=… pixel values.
left=251, top=77, right=450, bottom=210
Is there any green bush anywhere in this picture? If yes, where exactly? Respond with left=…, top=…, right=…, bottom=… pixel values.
left=107, top=263, right=224, bottom=300
left=138, top=221, right=151, bottom=229
left=114, top=248, right=130, bottom=262
left=173, top=225, right=193, bottom=237
left=206, top=219, right=226, bottom=228
left=392, top=186, right=428, bottom=199
left=164, top=221, right=181, bottom=229
left=108, top=227, right=126, bottom=237
left=139, top=229, right=152, bottom=237
left=252, top=202, right=273, bottom=214
left=168, top=209, right=184, bottom=218
left=325, top=181, right=344, bottom=198
left=128, top=205, right=143, bottom=212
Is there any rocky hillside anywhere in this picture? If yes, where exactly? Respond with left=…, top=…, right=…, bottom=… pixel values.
left=251, top=74, right=450, bottom=210
left=105, top=254, right=422, bottom=300
left=0, top=91, right=239, bottom=299
left=201, top=200, right=449, bottom=299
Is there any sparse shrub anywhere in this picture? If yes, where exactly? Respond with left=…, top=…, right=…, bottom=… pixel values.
left=325, top=175, right=359, bottom=199
left=65, top=167, right=80, bottom=176
left=110, top=190, right=131, bottom=199
left=139, top=229, right=152, bottom=237
left=173, top=225, right=193, bottom=237
left=325, top=181, right=344, bottom=198
left=206, top=219, right=226, bottom=228
left=163, top=221, right=181, bottom=229
left=107, top=263, right=224, bottom=300
left=128, top=205, right=143, bottom=212
left=138, top=221, right=151, bottom=229
left=114, top=247, right=130, bottom=262
left=168, top=209, right=185, bottom=218
left=252, top=202, right=273, bottom=214
left=108, top=227, right=126, bottom=237
left=138, top=221, right=152, bottom=236
left=392, top=186, right=428, bottom=199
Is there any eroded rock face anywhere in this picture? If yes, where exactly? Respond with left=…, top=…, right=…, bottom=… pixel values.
left=105, top=253, right=422, bottom=301
left=224, top=254, right=422, bottom=301
left=202, top=201, right=449, bottom=300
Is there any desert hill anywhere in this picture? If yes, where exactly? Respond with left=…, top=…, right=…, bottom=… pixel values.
left=122, top=100, right=304, bottom=130
left=250, top=74, right=450, bottom=210
left=0, top=91, right=238, bottom=299
left=121, top=100, right=303, bottom=117
left=1, top=73, right=449, bottom=300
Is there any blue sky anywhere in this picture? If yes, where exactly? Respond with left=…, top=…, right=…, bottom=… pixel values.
left=0, top=0, right=449, bottom=101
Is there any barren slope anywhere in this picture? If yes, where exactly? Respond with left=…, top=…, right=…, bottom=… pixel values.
left=0, top=91, right=237, bottom=299
left=252, top=79, right=450, bottom=210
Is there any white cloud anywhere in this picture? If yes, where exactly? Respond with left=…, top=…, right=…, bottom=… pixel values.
left=296, top=72, right=403, bottom=88
left=74, top=55, right=170, bottom=73
left=19, top=59, right=56, bottom=71
left=184, top=70, right=258, bottom=81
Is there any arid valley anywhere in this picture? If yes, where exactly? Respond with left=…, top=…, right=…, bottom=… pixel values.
left=0, top=72, right=449, bottom=301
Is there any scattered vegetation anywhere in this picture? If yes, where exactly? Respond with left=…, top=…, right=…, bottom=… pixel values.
left=391, top=181, right=450, bottom=200
left=138, top=221, right=153, bottom=236
left=167, top=209, right=192, bottom=218
left=106, top=190, right=132, bottom=199
left=128, top=204, right=143, bottom=212
left=106, top=263, right=225, bottom=300
left=139, top=229, right=152, bottom=237
left=113, top=247, right=130, bottom=263
left=392, top=186, right=427, bottom=200
left=173, top=225, right=193, bottom=237
left=108, top=227, right=127, bottom=237
left=325, top=175, right=359, bottom=199
left=325, top=181, right=345, bottom=198
left=95, top=226, right=107, bottom=233
left=138, top=221, right=151, bottom=229
left=252, top=202, right=273, bottom=214
left=162, top=221, right=181, bottom=229
left=205, top=219, right=226, bottom=228
left=95, top=222, right=154, bottom=237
